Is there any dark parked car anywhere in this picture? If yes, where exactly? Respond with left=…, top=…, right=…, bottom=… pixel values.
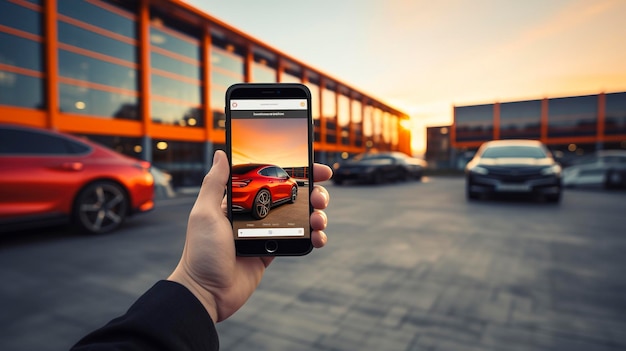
left=0, top=124, right=155, bottom=234
left=231, top=164, right=298, bottom=219
left=332, top=151, right=427, bottom=185
left=465, top=140, right=562, bottom=202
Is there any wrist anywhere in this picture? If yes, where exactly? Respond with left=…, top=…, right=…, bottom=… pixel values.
left=168, top=269, right=219, bottom=323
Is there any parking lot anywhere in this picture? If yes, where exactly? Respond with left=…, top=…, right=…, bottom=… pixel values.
left=1, top=177, right=625, bottom=351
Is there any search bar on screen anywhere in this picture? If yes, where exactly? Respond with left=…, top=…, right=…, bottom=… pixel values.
left=230, top=99, right=307, bottom=110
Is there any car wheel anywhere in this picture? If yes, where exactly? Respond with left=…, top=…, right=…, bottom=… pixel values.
left=289, top=186, right=298, bottom=203
left=604, top=169, right=622, bottom=189
left=74, top=181, right=128, bottom=234
left=252, top=189, right=271, bottom=219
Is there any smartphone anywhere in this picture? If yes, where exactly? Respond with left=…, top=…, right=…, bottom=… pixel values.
left=225, top=83, right=314, bottom=256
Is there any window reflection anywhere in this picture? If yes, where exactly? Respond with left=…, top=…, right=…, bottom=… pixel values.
left=605, top=92, right=626, bottom=135
left=0, top=72, right=43, bottom=109
left=57, top=1, right=137, bottom=119
left=500, top=100, right=541, bottom=139
left=211, top=44, right=244, bottom=130
left=455, top=104, right=494, bottom=142
left=322, top=83, right=336, bottom=144
left=305, top=76, right=321, bottom=142
left=59, top=83, right=138, bottom=119
left=252, top=47, right=276, bottom=82
left=150, top=13, right=202, bottom=127
left=58, top=0, right=136, bottom=38
left=548, top=95, right=597, bottom=137
left=352, top=98, right=363, bottom=147
left=59, top=50, right=137, bottom=90
left=0, top=1, right=42, bottom=109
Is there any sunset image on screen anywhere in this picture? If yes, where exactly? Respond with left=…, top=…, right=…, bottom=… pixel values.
left=231, top=118, right=309, bottom=168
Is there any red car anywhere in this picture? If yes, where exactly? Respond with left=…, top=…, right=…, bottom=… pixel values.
left=231, top=164, right=298, bottom=219
left=0, top=124, right=154, bottom=234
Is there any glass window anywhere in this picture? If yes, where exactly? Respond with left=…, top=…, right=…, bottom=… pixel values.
left=373, top=108, right=383, bottom=144
left=0, top=33, right=42, bottom=71
left=58, top=22, right=136, bottom=62
left=58, top=0, right=135, bottom=38
left=152, top=140, right=205, bottom=187
left=59, top=50, right=137, bottom=90
left=363, top=104, right=373, bottom=137
left=151, top=100, right=202, bottom=126
left=281, top=60, right=301, bottom=83
left=455, top=104, right=494, bottom=142
left=151, top=52, right=200, bottom=80
left=150, top=28, right=199, bottom=60
left=60, top=83, right=138, bottom=119
left=0, top=1, right=41, bottom=35
left=251, top=47, right=276, bottom=83
left=150, top=18, right=202, bottom=127
left=304, top=76, right=321, bottom=142
left=391, top=114, right=399, bottom=146
left=0, top=72, right=43, bottom=109
left=605, top=92, right=626, bottom=135
left=151, top=74, right=201, bottom=104
left=352, top=99, right=363, bottom=147
left=322, top=83, right=336, bottom=143
left=500, top=100, right=541, bottom=139
left=548, top=95, right=597, bottom=137
left=211, top=45, right=244, bottom=130
left=382, top=111, right=391, bottom=144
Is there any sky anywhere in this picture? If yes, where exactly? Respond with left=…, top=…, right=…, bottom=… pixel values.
left=186, top=0, right=626, bottom=154
left=232, top=118, right=309, bottom=167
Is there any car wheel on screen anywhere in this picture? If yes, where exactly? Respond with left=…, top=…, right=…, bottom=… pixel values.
left=74, top=181, right=129, bottom=234
left=252, top=189, right=271, bottom=219
left=290, top=186, right=298, bottom=203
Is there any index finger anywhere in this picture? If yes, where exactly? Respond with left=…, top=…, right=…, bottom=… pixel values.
left=313, top=163, right=333, bottom=183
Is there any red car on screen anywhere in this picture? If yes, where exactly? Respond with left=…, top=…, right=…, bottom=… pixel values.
left=231, top=164, right=298, bottom=219
left=0, top=124, right=154, bottom=234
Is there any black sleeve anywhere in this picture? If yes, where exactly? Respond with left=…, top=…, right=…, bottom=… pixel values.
left=71, top=280, right=219, bottom=351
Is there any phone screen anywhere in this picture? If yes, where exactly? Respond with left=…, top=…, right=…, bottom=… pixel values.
left=226, top=84, right=313, bottom=256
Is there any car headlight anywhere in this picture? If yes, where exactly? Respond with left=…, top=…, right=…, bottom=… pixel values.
left=541, top=164, right=562, bottom=176
left=469, top=166, right=489, bottom=175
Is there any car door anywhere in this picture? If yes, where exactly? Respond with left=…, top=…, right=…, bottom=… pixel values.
left=0, top=127, right=90, bottom=220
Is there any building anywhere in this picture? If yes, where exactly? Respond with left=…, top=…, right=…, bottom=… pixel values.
left=452, top=92, right=626, bottom=166
left=425, top=126, right=451, bottom=169
left=0, top=0, right=411, bottom=187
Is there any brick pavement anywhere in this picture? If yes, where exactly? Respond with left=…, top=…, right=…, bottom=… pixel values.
left=217, top=178, right=626, bottom=351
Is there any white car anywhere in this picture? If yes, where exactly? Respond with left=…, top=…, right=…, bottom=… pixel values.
left=562, top=150, right=626, bottom=189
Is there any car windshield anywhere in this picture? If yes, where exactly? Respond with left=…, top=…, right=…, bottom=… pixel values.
left=481, top=146, right=547, bottom=159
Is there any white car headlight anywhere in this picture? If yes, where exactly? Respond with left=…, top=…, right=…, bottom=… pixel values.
left=541, top=164, right=562, bottom=176
left=470, top=166, right=489, bottom=175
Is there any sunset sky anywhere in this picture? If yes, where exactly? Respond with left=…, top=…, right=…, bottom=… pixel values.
left=232, top=118, right=309, bottom=167
left=188, top=0, right=626, bottom=154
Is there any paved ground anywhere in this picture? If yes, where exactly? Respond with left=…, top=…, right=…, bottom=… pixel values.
left=1, top=177, right=625, bottom=350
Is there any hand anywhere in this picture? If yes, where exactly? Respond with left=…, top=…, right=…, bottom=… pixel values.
left=168, top=150, right=332, bottom=322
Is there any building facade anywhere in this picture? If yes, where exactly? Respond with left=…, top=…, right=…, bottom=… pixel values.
left=452, top=92, right=626, bottom=165
left=0, top=0, right=411, bottom=187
